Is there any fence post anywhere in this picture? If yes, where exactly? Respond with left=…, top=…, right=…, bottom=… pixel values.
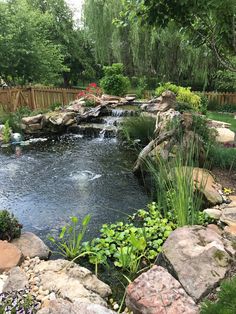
left=30, top=87, right=36, bottom=110
left=62, top=90, right=68, bottom=106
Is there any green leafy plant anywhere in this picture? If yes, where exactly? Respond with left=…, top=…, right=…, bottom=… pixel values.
left=155, top=83, right=201, bottom=112
left=0, top=210, right=22, bottom=241
left=83, top=203, right=176, bottom=274
left=49, top=102, right=62, bottom=111
left=48, top=214, right=91, bottom=260
left=2, top=120, right=11, bottom=143
left=100, top=63, right=130, bottom=96
left=136, top=76, right=148, bottom=99
left=120, top=115, right=156, bottom=147
left=0, top=289, right=40, bottom=314
left=200, top=276, right=236, bottom=314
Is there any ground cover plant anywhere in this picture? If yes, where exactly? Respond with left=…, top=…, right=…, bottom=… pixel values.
left=201, top=276, right=236, bottom=314
left=0, top=289, right=39, bottom=314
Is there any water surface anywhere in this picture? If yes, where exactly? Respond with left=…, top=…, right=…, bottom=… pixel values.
left=0, top=136, right=148, bottom=244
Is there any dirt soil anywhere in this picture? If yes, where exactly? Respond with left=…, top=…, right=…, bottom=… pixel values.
left=212, top=168, right=236, bottom=195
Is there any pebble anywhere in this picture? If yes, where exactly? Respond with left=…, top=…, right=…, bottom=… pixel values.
left=113, top=304, right=119, bottom=310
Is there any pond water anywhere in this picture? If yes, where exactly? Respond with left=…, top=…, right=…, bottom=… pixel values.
left=0, top=135, right=149, bottom=245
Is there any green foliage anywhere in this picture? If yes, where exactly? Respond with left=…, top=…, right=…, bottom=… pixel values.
left=200, top=276, right=236, bottom=314
left=156, top=83, right=201, bottom=112
left=0, top=210, right=22, bottom=241
left=0, top=289, right=39, bottom=314
left=208, top=145, right=236, bottom=171
left=100, top=63, right=130, bottom=96
left=120, top=115, right=156, bottom=147
left=146, top=141, right=209, bottom=227
left=207, top=101, right=236, bottom=113
left=214, top=70, right=236, bottom=92
left=49, top=102, right=62, bottom=111
left=2, top=120, right=11, bottom=144
left=83, top=202, right=176, bottom=276
left=136, top=76, right=148, bottom=99
left=206, top=112, right=236, bottom=133
left=48, top=215, right=91, bottom=260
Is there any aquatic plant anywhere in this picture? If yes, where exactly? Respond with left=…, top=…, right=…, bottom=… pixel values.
left=83, top=202, right=176, bottom=275
left=0, top=210, right=22, bottom=241
left=48, top=214, right=91, bottom=260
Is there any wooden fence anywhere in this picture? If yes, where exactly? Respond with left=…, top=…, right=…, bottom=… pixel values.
left=203, top=92, right=236, bottom=106
left=0, top=86, right=81, bottom=112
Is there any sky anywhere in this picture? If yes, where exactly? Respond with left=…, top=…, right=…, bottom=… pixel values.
left=66, top=0, right=84, bottom=19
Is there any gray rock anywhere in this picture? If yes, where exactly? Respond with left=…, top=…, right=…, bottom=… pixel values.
left=126, top=265, right=198, bottom=314
left=157, top=226, right=231, bottom=301
left=22, top=114, right=43, bottom=125
left=221, top=207, right=236, bottom=226
left=38, top=299, right=115, bottom=314
left=12, top=232, right=50, bottom=260
left=203, top=208, right=222, bottom=220
left=3, top=266, right=28, bottom=292
left=33, top=259, right=111, bottom=306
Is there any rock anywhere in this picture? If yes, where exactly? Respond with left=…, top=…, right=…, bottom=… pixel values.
left=157, top=226, right=231, bottom=301
left=215, top=127, right=235, bottom=143
left=224, top=225, right=236, bottom=241
left=67, top=101, right=86, bottom=114
left=12, top=232, right=50, bottom=260
left=0, top=241, right=23, bottom=273
left=0, top=274, right=8, bottom=293
left=229, top=196, right=236, bottom=207
left=207, top=224, right=223, bottom=235
left=207, top=119, right=231, bottom=129
left=220, top=207, right=236, bottom=226
left=33, top=259, right=111, bottom=306
left=203, top=208, right=222, bottom=220
left=126, top=265, right=198, bottom=314
left=38, top=299, right=115, bottom=314
left=22, top=114, right=43, bottom=125
left=45, top=112, right=76, bottom=126
left=3, top=266, right=28, bottom=292
left=191, top=168, right=223, bottom=205
left=101, top=94, right=121, bottom=101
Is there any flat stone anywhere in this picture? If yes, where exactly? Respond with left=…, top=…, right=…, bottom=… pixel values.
left=229, top=196, right=236, bottom=207
left=126, top=265, right=198, bottom=314
left=33, top=259, right=111, bottom=306
left=215, top=127, right=235, bottom=143
left=3, top=266, right=28, bottom=292
left=22, top=114, right=43, bottom=125
left=224, top=225, right=236, bottom=241
left=0, top=241, right=23, bottom=273
left=220, top=207, right=236, bottom=226
left=11, top=232, right=50, bottom=260
left=203, top=208, right=222, bottom=219
left=157, top=226, right=231, bottom=302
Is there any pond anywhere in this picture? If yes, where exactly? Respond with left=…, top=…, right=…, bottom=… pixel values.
left=0, top=135, right=149, bottom=245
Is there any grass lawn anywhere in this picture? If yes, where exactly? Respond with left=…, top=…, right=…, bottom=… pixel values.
left=206, top=111, right=236, bottom=132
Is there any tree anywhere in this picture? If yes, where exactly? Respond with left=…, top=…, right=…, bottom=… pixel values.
left=122, top=0, right=236, bottom=72
left=0, top=0, right=66, bottom=84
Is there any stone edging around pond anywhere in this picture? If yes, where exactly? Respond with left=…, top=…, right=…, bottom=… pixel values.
left=1, top=194, right=236, bottom=314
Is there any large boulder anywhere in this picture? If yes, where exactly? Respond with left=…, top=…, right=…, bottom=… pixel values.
left=126, top=265, right=198, bottom=314
left=11, top=232, right=50, bottom=260
left=32, top=259, right=111, bottom=306
left=191, top=167, right=223, bottom=205
left=157, top=226, right=231, bottom=301
left=142, top=90, right=176, bottom=114
left=0, top=241, right=23, bottom=273
left=220, top=207, right=236, bottom=227
left=38, top=299, right=116, bottom=314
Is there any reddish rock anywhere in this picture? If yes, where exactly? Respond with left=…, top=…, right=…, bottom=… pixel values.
left=0, top=241, right=22, bottom=273
left=126, top=265, right=198, bottom=314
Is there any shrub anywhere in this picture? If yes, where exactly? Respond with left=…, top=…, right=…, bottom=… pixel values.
left=200, top=276, right=236, bottom=314
left=0, top=289, right=39, bottom=314
left=208, top=145, right=236, bottom=171
left=155, top=83, right=201, bottom=112
left=2, top=120, right=11, bottom=143
left=0, top=210, right=22, bottom=241
left=49, top=102, right=62, bottom=111
left=100, top=63, right=130, bottom=96
left=120, top=115, right=156, bottom=147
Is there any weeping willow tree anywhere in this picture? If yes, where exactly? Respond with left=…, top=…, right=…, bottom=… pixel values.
left=83, top=0, right=219, bottom=89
